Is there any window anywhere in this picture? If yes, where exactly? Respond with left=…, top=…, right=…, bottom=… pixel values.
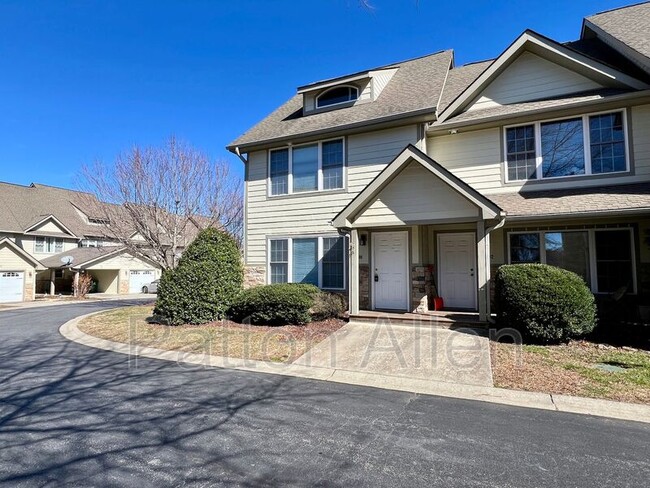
left=268, top=236, right=346, bottom=289
left=505, top=110, right=628, bottom=182
left=508, top=229, right=635, bottom=293
left=270, top=239, right=288, bottom=284
left=80, top=239, right=103, bottom=248
left=316, top=85, right=358, bottom=108
left=268, top=139, right=344, bottom=196
left=34, top=237, right=64, bottom=253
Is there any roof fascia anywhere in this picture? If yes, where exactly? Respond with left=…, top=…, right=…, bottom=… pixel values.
left=24, top=215, right=78, bottom=238
left=437, top=30, right=650, bottom=124
left=331, top=145, right=501, bottom=228
left=582, top=19, right=650, bottom=72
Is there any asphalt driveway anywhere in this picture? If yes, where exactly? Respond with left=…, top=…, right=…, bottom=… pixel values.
left=0, top=301, right=649, bottom=487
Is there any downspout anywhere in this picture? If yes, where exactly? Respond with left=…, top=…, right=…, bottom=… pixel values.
left=234, top=146, right=248, bottom=165
left=484, top=212, right=507, bottom=324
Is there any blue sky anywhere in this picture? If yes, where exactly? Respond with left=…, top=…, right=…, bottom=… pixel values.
left=0, top=0, right=632, bottom=189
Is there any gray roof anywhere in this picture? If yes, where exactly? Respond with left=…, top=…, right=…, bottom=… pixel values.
left=39, top=246, right=124, bottom=269
left=437, top=60, right=493, bottom=113
left=228, top=51, right=453, bottom=150
left=0, top=182, right=107, bottom=238
left=489, top=183, right=650, bottom=219
left=586, top=2, right=650, bottom=61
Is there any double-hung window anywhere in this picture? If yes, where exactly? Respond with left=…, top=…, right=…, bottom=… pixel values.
left=269, top=139, right=344, bottom=196
left=505, top=110, right=628, bottom=182
left=268, top=236, right=346, bottom=289
left=508, top=229, right=635, bottom=293
left=34, top=237, right=63, bottom=253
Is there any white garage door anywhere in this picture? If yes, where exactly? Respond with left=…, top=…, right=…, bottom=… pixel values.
left=0, top=271, right=24, bottom=303
left=129, top=270, right=155, bottom=293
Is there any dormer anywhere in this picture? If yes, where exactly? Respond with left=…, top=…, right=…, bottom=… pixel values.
left=298, top=67, right=399, bottom=114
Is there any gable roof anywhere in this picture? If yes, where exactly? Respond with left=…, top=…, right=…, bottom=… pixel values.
left=583, top=2, right=650, bottom=71
left=437, top=60, right=493, bottom=113
left=24, top=214, right=78, bottom=238
left=332, top=145, right=503, bottom=228
left=227, top=51, right=453, bottom=152
left=0, top=237, right=46, bottom=270
left=39, top=246, right=125, bottom=269
left=436, top=30, right=649, bottom=124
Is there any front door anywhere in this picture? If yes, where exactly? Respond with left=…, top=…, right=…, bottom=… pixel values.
left=372, top=231, right=409, bottom=310
left=438, top=233, right=477, bottom=310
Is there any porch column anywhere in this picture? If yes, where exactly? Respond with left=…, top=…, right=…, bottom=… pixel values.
left=476, top=221, right=489, bottom=322
left=73, top=271, right=79, bottom=297
left=349, top=229, right=360, bottom=315
left=49, top=269, right=56, bottom=296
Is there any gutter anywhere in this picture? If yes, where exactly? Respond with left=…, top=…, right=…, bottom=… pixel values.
left=484, top=213, right=507, bottom=324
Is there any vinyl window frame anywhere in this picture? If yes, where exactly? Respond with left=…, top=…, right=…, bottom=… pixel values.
left=267, top=137, right=345, bottom=197
left=266, top=234, right=347, bottom=290
left=506, top=228, right=636, bottom=294
left=34, top=236, right=64, bottom=254
left=315, top=85, right=359, bottom=109
left=503, top=109, right=630, bottom=183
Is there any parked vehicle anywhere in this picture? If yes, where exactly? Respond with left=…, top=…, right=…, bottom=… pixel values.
left=142, top=279, right=159, bottom=294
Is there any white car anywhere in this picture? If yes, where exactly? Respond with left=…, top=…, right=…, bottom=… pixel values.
left=141, top=279, right=159, bottom=294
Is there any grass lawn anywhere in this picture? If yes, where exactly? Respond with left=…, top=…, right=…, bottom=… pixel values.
left=491, top=340, right=650, bottom=404
left=78, top=305, right=345, bottom=363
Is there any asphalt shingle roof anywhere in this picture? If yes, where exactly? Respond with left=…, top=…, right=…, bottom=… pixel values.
left=489, top=183, right=650, bottom=219
left=586, top=2, right=650, bottom=61
left=39, top=246, right=124, bottom=269
left=228, top=50, right=453, bottom=150
left=437, top=60, right=493, bottom=113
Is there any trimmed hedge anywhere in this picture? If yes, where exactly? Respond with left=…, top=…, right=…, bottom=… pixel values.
left=228, top=283, right=346, bottom=326
left=495, top=264, right=596, bottom=343
left=154, top=228, right=243, bottom=325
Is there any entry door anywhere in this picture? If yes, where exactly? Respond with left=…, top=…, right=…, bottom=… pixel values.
left=438, top=233, right=477, bottom=310
left=0, top=271, right=24, bottom=303
left=372, top=231, right=408, bottom=310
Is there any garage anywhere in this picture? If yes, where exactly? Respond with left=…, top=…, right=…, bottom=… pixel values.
left=129, top=270, right=155, bottom=293
left=0, top=271, right=24, bottom=303
left=91, top=270, right=119, bottom=294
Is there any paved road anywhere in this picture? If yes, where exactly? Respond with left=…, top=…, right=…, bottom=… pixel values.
left=0, top=302, right=648, bottom=487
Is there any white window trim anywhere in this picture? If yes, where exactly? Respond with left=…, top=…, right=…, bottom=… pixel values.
left=315, top=85, right=359, bottom=109
left=266, top=234, right=347, bottom=290
left=506, top=228, right=636, bottom=294
left=267, top=137, right=345, bottom=197
left=34, top=236, right=64, bottom=254
left=503, top=108, right=630, bottom=183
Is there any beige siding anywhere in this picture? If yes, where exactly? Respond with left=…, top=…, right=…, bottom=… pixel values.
left=355, top=162, right=478, bottom=226
left=31, top=219, right=70, bottom=234
left=468, top=52, right=601, bottom=111
left=16, top=236, right=78, bottom=257
left=370, top=68, right=398, bottom=99
left=427, top=128, right=502, bottom=191
left=631, top=104, right=650, bottom=178
left=0, top=244, right=34, bottom=271
left=86, top=253, right=159, bottom=272
left=245, top=125, right=418, bottom=264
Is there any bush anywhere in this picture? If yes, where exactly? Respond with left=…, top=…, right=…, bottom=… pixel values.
left=155, top=228, right=243, bottom=325
left=229, top=283, right=321, bottom=326
left=495, top=264, right=596, bottom=343
left=311, top=291, right=347, bottom=321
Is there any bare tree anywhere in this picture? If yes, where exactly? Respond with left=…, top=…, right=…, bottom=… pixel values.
left=78, top=136, right=243, bottom=270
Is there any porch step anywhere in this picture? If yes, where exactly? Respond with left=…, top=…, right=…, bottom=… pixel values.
left=348, top=311, right=487, bottom=329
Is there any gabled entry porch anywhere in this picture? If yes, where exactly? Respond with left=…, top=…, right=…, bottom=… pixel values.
left=332, top=145, right=505, bottom=322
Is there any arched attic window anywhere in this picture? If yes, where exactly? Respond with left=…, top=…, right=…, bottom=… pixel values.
left=316, top=85, right=359, bottom=108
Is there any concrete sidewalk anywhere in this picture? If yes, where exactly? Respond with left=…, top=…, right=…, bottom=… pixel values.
left=293, top=321, right=493, bottom=387
left=59, top=311, right=650, bottom=425
left=0, top=294, right=156, bottom=312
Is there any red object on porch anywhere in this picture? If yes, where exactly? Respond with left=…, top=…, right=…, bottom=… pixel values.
left=433, top=297, right=444, bottom=311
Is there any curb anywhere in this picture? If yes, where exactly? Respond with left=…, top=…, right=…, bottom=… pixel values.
left=60, top=310, right=650, bottom=425
left=0, top=295, right=154, bottom=313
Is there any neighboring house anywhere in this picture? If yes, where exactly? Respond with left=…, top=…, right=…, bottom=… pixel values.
left=228, top=3, right=650, bottom=322
left=0, top=182, right=191, bottom=302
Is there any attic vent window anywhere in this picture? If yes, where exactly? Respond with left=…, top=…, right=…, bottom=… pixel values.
left=89, top=217, right=110, bottom=225
left=316, top=86, right=358, bottom=108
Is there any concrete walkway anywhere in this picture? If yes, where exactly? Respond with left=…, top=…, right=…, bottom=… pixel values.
left=59, top=311, right=650, bottom=424
left=293, top=321, right=493, bottom=387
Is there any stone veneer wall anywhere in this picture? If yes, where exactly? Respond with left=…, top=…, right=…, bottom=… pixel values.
left=411, top=264, right=435, bottom=313
left=359, top=264, right=370, bottom=310
left=243, top=265, right=266, bottom=289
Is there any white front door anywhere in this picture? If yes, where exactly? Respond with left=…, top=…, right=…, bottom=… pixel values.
left=129, top=270, right=155, bottom=293
left=0, top=271, right=24, bottom=303
left=438, top=233, right=477, bottom=310
left=372, top=231, right=409, bottom=310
